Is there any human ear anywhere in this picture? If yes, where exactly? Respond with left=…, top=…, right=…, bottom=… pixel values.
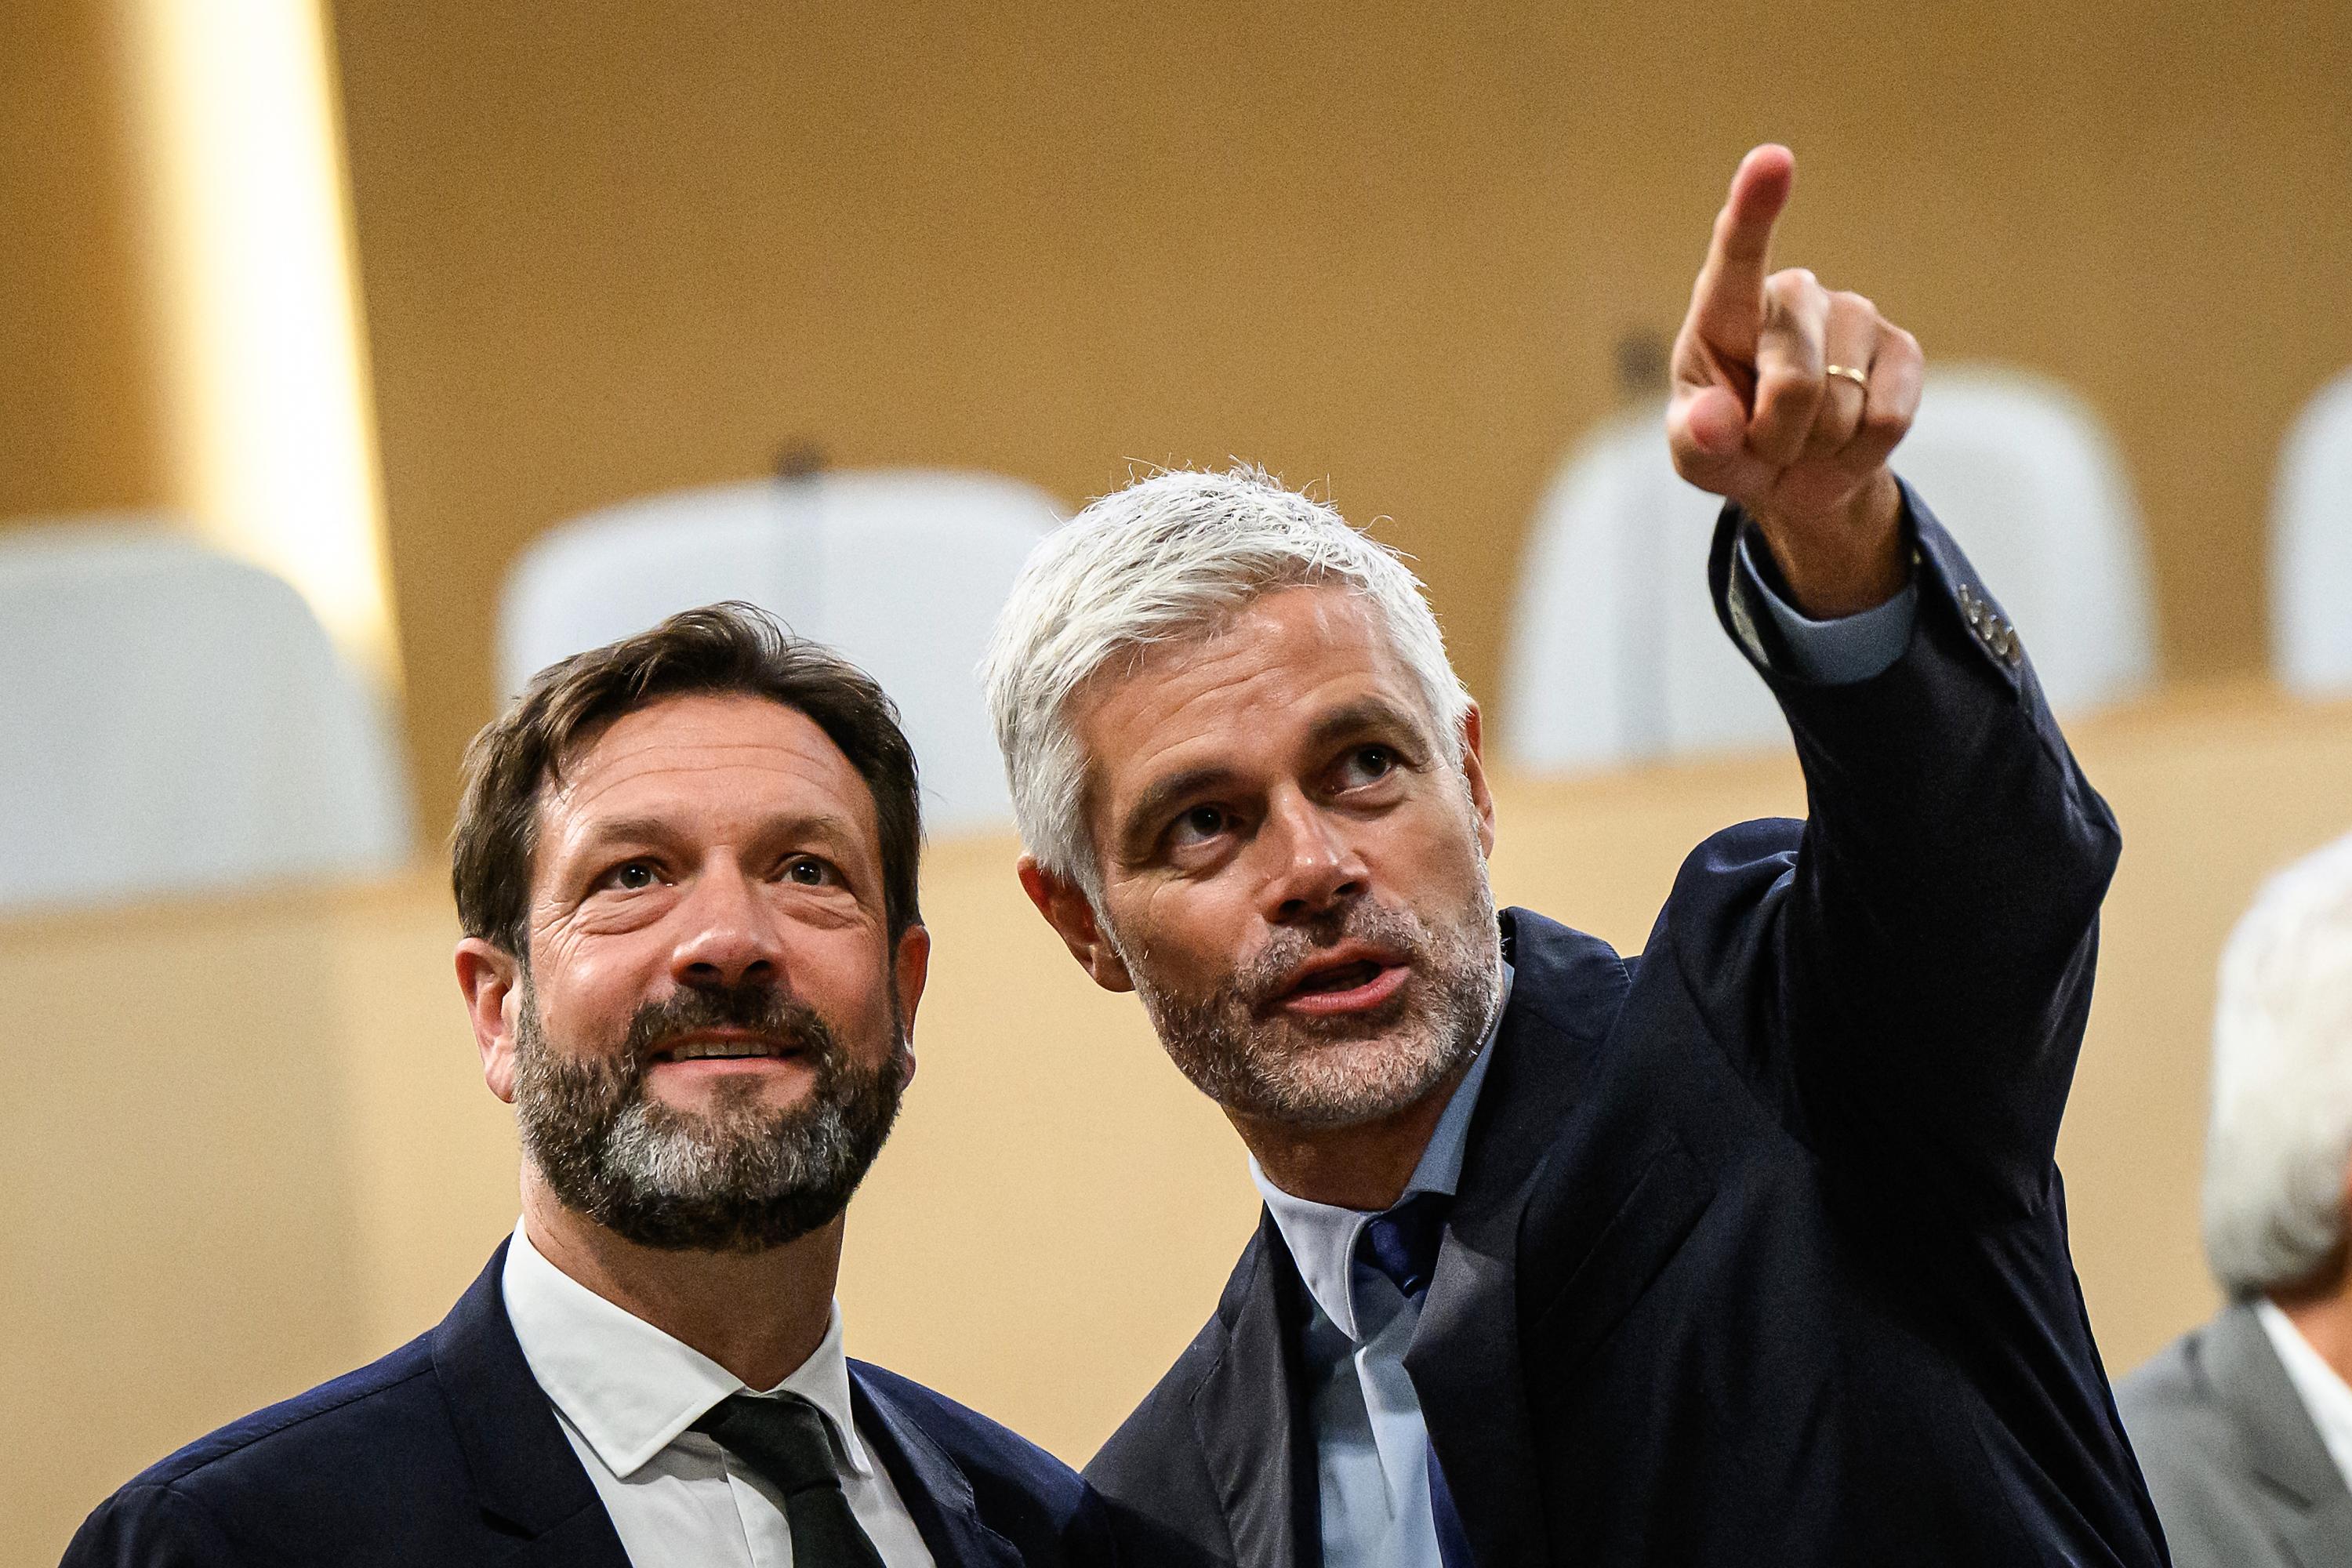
left=892, top=923, right=931, bottom=1080
left=1457, top=702, right=1497, bottom=859
left=1017, top=855, right=1136, bottom=993
left=455, top=938, right=525, bottom=1104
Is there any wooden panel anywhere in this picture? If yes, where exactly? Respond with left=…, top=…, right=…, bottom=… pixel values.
left=328, top=0, right=2352, bottom=843
left=0, top=0, right=169, bottom=521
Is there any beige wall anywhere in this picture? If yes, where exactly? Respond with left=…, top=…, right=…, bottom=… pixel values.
left=9, top=682, right=2350, bottom=1565
left=331, top=1, right=2352, bottom=843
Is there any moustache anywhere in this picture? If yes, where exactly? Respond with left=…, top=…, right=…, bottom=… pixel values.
left=617, top=981, right=840, bottom=1072
left=1237, top=900, right=1425, bottom=1014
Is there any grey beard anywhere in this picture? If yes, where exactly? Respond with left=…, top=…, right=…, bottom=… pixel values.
left=511, top=975, right=908, bottom=1252
left=1119, top=871, right=1504, bottom=1129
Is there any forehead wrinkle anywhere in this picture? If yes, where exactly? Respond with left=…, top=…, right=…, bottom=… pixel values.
left=554, top=741, right=843, bottom=821
left=542, top=702, right=878, bottom=863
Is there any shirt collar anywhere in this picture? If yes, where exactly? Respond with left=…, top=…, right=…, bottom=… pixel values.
left=1251, top=962, right=1512, bottom=1342
left=501, top=1222, right=873, bottom=1480
left=2256, top=1297, right=2352, bottom=1494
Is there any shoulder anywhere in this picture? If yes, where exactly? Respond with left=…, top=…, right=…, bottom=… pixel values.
left=2115, top=1323, right=2220, bottom=1434
left=1082, top=1314, right=1239, bottom=1565
left=66, top=1333, right=453, bottom=1559
left=849, top=1361, right=1096, bottom=1534
left=1087, top=1324, right=1218, bottom=1484
left=2114, top=1323, right=2270, bottom=1536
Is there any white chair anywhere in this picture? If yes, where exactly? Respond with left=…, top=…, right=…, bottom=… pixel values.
left=0, top=518, right=414, bottom=912
left=2271, top=368, right=2352, bottom=695
left=1503, top=405, right=1773, bottom=772
left=500, top=470, right=1063, bottom=835
left=1891, top=369, right=2158, bottom=713
left=1503, top=368, right=2158, bottom=773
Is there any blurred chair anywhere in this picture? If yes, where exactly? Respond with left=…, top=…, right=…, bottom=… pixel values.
left=0, top=518, right=413, bottom=912
left=1503, top=365, right=2158, bottom=773
left=500, top=468, right=1062, bottom=834
left=2270, top=368, right=2352, bottom=695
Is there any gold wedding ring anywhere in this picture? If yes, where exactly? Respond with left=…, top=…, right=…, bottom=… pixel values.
left=1825, top=364, right=1870, bottom=390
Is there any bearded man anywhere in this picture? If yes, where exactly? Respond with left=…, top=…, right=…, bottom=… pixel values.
left=66, top=605, right=1110, bottom=1567
left=985, top=145, right=2170, bottom=1566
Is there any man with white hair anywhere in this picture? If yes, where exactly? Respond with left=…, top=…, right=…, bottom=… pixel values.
left=984, top=144, right=2169, bottom=1566
left=2119, top=831, right=2352, bottom=1567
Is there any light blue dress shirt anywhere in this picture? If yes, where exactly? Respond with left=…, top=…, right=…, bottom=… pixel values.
left=1250, top=539, right=1916, bottom=1568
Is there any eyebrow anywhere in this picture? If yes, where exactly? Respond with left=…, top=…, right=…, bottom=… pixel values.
left=568, top=811, right=864, bottom=864
left=1118, top=767, right=1237, bottom=864
left=1301, top=696, right=1428, bottom=754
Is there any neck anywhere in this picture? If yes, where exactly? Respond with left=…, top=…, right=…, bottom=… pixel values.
left=520, top=1168, right=842, bottom=1391
left=2274, top=1274, right=2352, bottom=1388
left=1234, top=1055, right=1472, bottom=1211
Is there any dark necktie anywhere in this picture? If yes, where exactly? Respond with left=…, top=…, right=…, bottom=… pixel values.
left=1358, top=1192, right=1477, bottom=1568
left=693, top=1392, right=888, bottom=1568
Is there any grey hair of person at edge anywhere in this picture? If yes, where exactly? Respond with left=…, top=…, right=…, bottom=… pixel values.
left=510, top=967, right=912, bottom=1252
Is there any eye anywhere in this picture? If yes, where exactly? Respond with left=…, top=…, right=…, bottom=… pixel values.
left=597, top=858, right=661, bottom=892
left=1335, top=744, right=1399, bottom=789
left=1168, top=804, right=1231, bottom=847
left=782, top=855, right=839, bottom=887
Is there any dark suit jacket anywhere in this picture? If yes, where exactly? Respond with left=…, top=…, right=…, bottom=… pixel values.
left=1087, top=495, right=2172, bottom=1566
left=2119, top=1304, right=2352, bottom=1568
left=64, top=1242, right=1111, bottom=1566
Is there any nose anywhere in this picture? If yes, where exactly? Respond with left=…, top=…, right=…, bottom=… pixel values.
left=1258, top=786, right=1370, bottom=927
left=668, top=859, right=787, bottom=990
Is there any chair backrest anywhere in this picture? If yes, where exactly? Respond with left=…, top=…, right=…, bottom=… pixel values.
left=0, top=518, right=413, bottom=912
left=1891, top=368, right=2158, bottom=713
left=499, top=469, right=1063, bottom=835
left=1503, top=405, right=1773, bottom=772
left=1502, top=367, right=2157, bottom=773
left=2272, top=368, right=2352, bottom=695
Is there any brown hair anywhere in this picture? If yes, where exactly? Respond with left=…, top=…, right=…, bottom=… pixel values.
left=452, top=602, right=922, bottom=958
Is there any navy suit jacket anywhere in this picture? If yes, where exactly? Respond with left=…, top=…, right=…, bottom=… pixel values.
left=1086, top=497, right=2173, bottom=1566
left=64, top=1242, right=1112, bottom=1566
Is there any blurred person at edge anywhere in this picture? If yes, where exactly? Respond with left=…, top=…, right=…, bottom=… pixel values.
left=2120, top=830, right=2352, bottom=1566
left=64, top=606, right=1112, bottom=1567
left=982, top=146, right=2170, bottom=1566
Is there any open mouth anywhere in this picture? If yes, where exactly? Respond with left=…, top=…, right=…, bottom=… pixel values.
left=1292, top=960, right=1385, bottom=995
left=1271, top=951, right=1412, bottom=1017
left=651, top=1033, right=803, bottom=1066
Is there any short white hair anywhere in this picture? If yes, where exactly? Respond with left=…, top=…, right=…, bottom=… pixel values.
left=982, top=466, right=1472, bottom=889
left=2202, top=829, right=2352, bottom=1298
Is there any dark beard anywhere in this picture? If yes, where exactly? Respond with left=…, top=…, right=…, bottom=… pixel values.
left=512, top=976, right=909, bottom=1252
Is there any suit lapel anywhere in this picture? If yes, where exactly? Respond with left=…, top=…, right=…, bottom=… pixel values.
left=1192, top=1216, right=1319, bottom=1568
left=1408, top=909, right=1630, bottom=1568
left=429, top=1242, right=633, bottom=1566
left=2209, top=1304, right=2352, bottom=1568
left=849, top=1369, right=1024, bottom=1568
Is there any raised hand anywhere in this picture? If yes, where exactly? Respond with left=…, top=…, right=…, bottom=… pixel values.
left=1667, top=144, right=1922, bottom=618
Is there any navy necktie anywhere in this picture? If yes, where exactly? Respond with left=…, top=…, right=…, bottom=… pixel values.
left=1358, top=1192, right=1477, bottom=1568
left=692, top=1393, right=887, bottom=1567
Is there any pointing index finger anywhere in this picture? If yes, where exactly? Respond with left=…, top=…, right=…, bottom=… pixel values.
left=1690, top=144, right=1796, bottom=351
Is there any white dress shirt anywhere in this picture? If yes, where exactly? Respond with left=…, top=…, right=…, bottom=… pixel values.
left=501, top=1225, right=936, bottom=1568
left=1250, top=546, right=1921, bottom=1568
left=2256, top=1297, right=2352, bottom=1494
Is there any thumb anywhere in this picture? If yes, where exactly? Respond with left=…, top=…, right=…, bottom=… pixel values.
left=1677, top=385, right=1748, bottom=457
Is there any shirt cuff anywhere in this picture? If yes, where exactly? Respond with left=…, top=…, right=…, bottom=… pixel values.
left=1736, top=530, right=1917, bottom=684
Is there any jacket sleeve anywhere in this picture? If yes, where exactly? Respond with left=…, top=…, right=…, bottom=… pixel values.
left=60, top=1483, right=241, bottom=1568
left=1711, top=481, right=2122, bottom=1218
